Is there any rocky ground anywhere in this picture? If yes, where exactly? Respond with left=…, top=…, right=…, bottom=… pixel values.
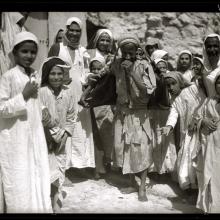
left=60, top=168, right=202, bottom=214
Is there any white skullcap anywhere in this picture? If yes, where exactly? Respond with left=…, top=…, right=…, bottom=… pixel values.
left=12, top=31, right=39, bottom=50
left=66, top=17, right=82, bottom=29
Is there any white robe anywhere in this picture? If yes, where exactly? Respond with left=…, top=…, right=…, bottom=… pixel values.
left=58, top=43, right=95, bottom=168
left=0, top=65, right=52, bottom=213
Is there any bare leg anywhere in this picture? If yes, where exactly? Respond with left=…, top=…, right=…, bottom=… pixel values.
left=138, top=169, right=148, bottom=202
left=121, top=174, right=139, bottom=194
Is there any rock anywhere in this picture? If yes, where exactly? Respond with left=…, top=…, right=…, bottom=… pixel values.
left=156, top=29, right=164, bottom=39
left=146, top=30, right=157, bottom=38
left=178, top=13, right=192, bottom=25
left=147, top=16, right=162, bottom=29
left=169, top=18, right=183, bottom=28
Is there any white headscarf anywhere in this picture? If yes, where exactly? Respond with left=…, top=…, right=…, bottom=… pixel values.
left=66, top=17, right=83, bottom=29
left=176, top=49, right=192, bottom=70
left=151, top=49, right=168, bottom=61
left=154, top=58, right=167, bottom=66
left=203, top=33, right=220, bottom=72
left=90, top=56, right=106, bottom=66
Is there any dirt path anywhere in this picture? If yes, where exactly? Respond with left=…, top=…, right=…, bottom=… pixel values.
left=60, top=169, right=201, bottom=213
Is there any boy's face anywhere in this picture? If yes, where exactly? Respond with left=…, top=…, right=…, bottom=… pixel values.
left=193, top=59, right=203, bottom=76
left=14, top=41, right=37, bottom=68
left=165, top=77, right=181, bottom=96
left=205, top=37, right=220, bottom=58
left=215, top=77, right=220, bottom=95
left=90, top=61, right=103, bottom=74
left=121, top=43, right=137, bottom=61
left=48, top=66, right=64, bottom=90
left=179, top=53, right=191, bottom=69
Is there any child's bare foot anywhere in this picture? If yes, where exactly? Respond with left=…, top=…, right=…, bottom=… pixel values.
left=120, top=186, right=138, bottom=194
left=138, top=187, right=148, bottom=202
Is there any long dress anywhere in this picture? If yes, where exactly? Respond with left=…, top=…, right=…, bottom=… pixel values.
left=166, top=82, right=206, bottom=189
left=112, top=58, right=156, bottom=174
left=194, top=97, right=220, bottom=213
left=39, top=85, right=76, bottom=204
left=0, top=65, right=52, bottom=213
left=88, top=48, right=115, bottom=174
left=49, top=42, right=95, bottom=169
left=149, top=74, right=177, bottom=174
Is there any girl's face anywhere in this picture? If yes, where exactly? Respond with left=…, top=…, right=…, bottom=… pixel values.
left=97, top=33, right=111, bottom=52
left=215, top=77, right=220, bottom=95
left=165, top=77, right=181, bottom=96
left=90, top=61, right=103, bottom=74
left=156, top=61, right=167, bottom=74
left=14, top=41, right=37, bottom=68
left=179, top=53, right=191, bottom=69
left=56, top=30, right=64, bottom=43
left=193, top=59, right=203, bottom=76
left=48, top=66, right=64, bottom=90
left=121, top=43, right=137, bottom=61
left=66, top=23, right=81, bottom=43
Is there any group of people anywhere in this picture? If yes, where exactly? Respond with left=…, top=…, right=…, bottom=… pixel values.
left=0, top=13, right=220, bottom=214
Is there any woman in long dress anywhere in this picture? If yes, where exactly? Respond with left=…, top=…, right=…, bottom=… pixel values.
left=0, top=31, right=52, bottom=213
left=48, top=17, right=95, bottom=170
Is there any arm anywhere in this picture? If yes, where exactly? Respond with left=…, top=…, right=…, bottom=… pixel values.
left=0, top=73, right=27, bottom=118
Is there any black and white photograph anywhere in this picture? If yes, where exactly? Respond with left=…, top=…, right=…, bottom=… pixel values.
left=0, top=1, right=220, bottom=214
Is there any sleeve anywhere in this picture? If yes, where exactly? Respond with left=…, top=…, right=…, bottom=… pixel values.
left=48, top=43, right=60, bottom=57
left=63, top=93, right=77, bottom=136
left=166, top=103, right=179, bottom=128
left=0, top=73, right=27, bottom=118
left=139, top=62, right=156, bottom=94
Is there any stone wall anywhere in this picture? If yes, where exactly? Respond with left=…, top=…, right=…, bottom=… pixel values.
left=86, top=12, right=220, bottom=67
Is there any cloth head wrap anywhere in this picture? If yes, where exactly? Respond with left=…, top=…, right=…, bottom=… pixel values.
left=202, top=33, right=220, bottom=72
left=12, top=31, right=39, bottom=50
left=40, top=57, right=71, bottom=86
left=151, top=49, right=168, bottom=61
left=118, top=33, right=140, bottom=48
left=89, top=56, right=105, bottom=70
left=64, top=17, right=82, bottom=49
left=154, top=58, right=167, bottom=66
left=163, top=71, right=192, bottom=89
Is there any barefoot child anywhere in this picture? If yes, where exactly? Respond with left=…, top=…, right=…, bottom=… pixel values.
left=88, top=34, right=156, bottom=201
left=39, top=57, right=76, bottom=212
left=0, top=31, right=52, bottom=213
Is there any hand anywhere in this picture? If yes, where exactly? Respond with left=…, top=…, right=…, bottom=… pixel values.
left=201, top=117, right=218, bottom=132
left=78, top=97, right=90, bottom=108
left=87, top=73, right=101, bottom=86
left=157, top=125, right=173, bottom=136
left=56, top=132, right=68, bottom=154
left=22, top=81, right=38, bottom=101
left=42, top=107, right=52, bottom=127
left=188, top=117, right=198, bottom=132
left=121, top=60, right=133, bottom=73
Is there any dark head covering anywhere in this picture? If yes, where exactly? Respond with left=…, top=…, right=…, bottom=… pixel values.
left=41, top=57, right=70, bottom=86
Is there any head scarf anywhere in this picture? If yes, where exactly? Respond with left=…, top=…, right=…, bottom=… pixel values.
left=40, top=57, right=71, bottom=87
left=89, top=56, right=105, bottom=71
left=164, top=71, right=192, bottom=89
left=66, top=17, right=83, bottom=29
left=87, top=29, right=113, bottom=52
left=54, top=29, right=64, bottom=44
left=151, top=49, right=168, bottom=62
left=202, top=33, right=220, bottom=72
left=154, top=58, right=167, bottom=66
left=12, top=31, right=39, bottom=51
left=176, top=49, right=192, bottom=71
left=63, top=17, right=82, bottom=50
left=117, top=33, right=140, bottom=48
